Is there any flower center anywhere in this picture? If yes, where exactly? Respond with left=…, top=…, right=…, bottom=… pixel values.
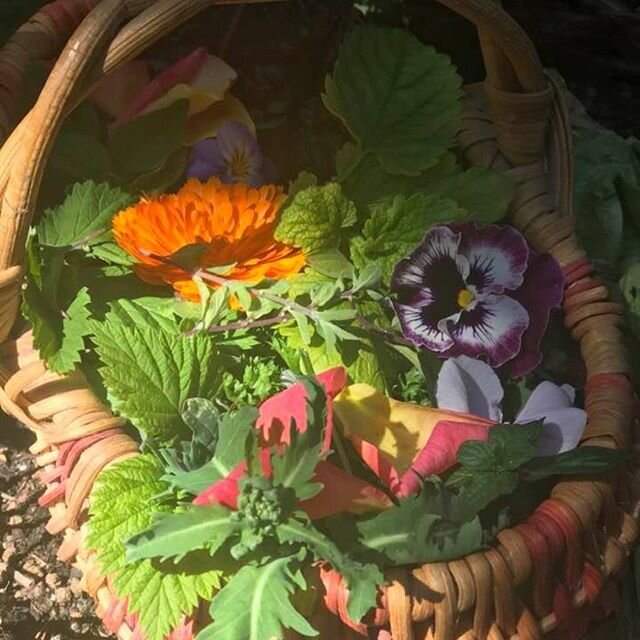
left=457, top=288, right=475, bottom=309
left=228, top=149, right=251, bottom=180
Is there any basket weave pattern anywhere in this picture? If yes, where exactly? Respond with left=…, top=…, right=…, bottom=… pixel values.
left=0, top=1, right=638, bottom=639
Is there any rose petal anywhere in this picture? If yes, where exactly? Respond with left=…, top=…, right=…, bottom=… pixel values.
left=398, top=420, right=493, bottom=496
left=91, top=60, right=151, bottom=119
left=442, top=293, right=530, bottom=367
left=506, top=250, right=565, bottom=378
left=517, top=381, right=587, bottom=455
left=454, top=222, right=530, bottom=293
left=436, top=355, right=504, bottom=421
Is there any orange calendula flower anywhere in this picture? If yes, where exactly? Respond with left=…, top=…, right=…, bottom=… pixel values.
left=112, top=178, right=306, bottom=301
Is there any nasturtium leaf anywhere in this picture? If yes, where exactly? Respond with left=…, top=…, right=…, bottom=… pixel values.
left=200, top=557, right=318, bottom=640
left=87, top=456, right=222, bottom=640
left=275, top=183, right=357, bottom=254
left=324, top=26, right=462, bottom=175
left=91, top=314, right=220, bottom=443
left=350, top=193, right=465, bottom=282
left=37, top=181, right=134, bottom=249
left=109, top=99, right=189, bottom=176
left=126, top=505, right=238, bottom=563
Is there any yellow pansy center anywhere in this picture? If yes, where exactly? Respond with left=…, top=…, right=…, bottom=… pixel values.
left=228, top=149, right=251, bottom=179
left=457, top=288, right=475, bottom=309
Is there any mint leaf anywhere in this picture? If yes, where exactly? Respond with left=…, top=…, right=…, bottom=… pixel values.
left=275, top=183, right=357, bottom=253
left=86, top=456, right=223, bottom=640
left=110, top=100, right=189, bottom=177
left=126, top=505, right=238, bottom=562
left=37, top=181, right=134, bottom=248
left=91, top=315, right=220, bottom=443
left=350, top=193, right=465, bottom=282
left=200, top=557, right=318, bottom=640
left=324, top=26, right=461, bottom=175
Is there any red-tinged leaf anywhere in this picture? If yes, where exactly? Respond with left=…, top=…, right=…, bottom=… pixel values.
left=299, top=461, right=392, bottom=520
left=347, top=433, right=401, bottom=494
left=115, top=48, right=208, bottom=125
left=397, top=421, right=492, bottom=497
left=193, top=449, right=273, bottom=509
left=256, top=367, right=347, bottom=451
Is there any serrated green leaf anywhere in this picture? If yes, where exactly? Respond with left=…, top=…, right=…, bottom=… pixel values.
left=106, top=298, right=179, bottom=333
left=46, top=287, right=92, bottom=373
left=89, top=240, right=136, bottom=266
left=275, top=183, right=357, bottom=253
left=126, top=505, right=238, bottom=563
left=37, top=181, right=134, bottom=248
left=350, top=193, right=465, bottom=282
left=86, top=456, right=223, bottom=640
left=110, top=100, right=189, bottom=177
left=324, top=26, right=461, bottom=175
left=91, top=316, right=220, bottom=443
left=200, top=557, right=318, bottom=640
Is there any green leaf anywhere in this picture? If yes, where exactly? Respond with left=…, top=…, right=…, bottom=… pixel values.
left=353, top=492, right=484, bottom=565
left=620, top=262, right=640, bottom=341
left=275, top=183, right=357, bottom=253
left=109, top=100, right=189, bottom=177
left=86, top=456, right=222, bottom=640
left=50, top=131, right=112, bottom=180
left=106, top=298, right=179, bottom=333
left=37, top=181, right=134, bottom=249
left=324, top=26, right=461, bottom=175
left=277, top=518, right=383, bottom=622
left=91, top=315, right=220, bottom=443
left=46, top=287, right=92, bottom=373
left=521, top=446, right=629, bottom=482
left=350, top=193, right=465, bottom=282
left=89, top=240, right=136, bottom=266
left=182, top=398, right=219, bottom=451
left=306, top=249, right=354, bottom=279
left=201, top=557, right=318, bottom=640
left=126, top=505, right=238, bottom=562
left=170, top=406, right=258, bottom=494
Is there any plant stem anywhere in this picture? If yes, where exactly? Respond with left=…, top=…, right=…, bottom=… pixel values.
left=207, top=312, right=290, bottom=334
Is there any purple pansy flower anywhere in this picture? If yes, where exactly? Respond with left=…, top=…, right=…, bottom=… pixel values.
left=186, top=121, right=271, bottom=186
left=436, top=356, right=587, bottom=455
left=391, top=223, right=564, bottom=377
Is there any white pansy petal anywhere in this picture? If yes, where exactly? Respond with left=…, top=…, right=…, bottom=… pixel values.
left=436, top=356, right=504, bottom=421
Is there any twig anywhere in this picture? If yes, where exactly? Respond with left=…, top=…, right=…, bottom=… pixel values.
left=206, top=311, right=289, bottom=334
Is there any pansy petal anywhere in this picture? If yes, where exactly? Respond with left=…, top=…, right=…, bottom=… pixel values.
left=516, top=381, right=587, bottom=455
left=506, top=251, right=565, bottom=378
left=393, top=302, right=455, bottom=352
left=397, top=420, right=492, bottom=497
left=443, top=294, right=529, bottom=367
left=186, top=138, right=226, bottom=181
left=436, top=356, right=504, bottom=421
left=454, top=222, right=529, bottom=293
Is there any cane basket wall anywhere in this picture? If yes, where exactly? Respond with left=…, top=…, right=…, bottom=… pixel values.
left=0, top=1, right=638, bottom=639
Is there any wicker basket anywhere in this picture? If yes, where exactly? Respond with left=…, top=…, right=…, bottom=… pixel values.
left=0, top=1, right=638, bottom=639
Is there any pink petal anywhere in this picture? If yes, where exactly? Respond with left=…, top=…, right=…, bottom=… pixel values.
left=397, top=420, right=493, bottom=497
left=114, top=48, right=208, bottom=126
left=166, top=617, right=195, bottom=640
left=348, top=434, right=401, bottom=494
left=299, top=461, right=392, bottom=520
left=256, top=367, right=347, bottom=450
left=91, top=60, right=151, bottom=119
